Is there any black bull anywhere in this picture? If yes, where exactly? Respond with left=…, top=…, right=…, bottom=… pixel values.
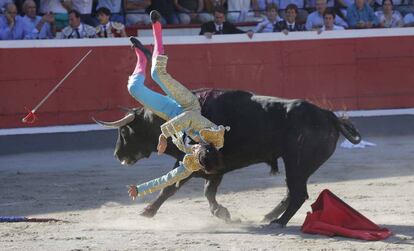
left=95, top=89, right=361, bottom=226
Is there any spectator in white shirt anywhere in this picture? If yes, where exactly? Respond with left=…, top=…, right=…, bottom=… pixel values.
left=22, top=0, right=55, bottom=39
left=96, top=6, right=127, bottom=37
left=278, top=0, right=309, bottom=23
left=318, top=8, right=345, bottom=33
left=96, top=0, right=124, bottom=23
left=374, top=0, right=411, bottom=16
left=375, top=0, right=403, bottom=28
left=306, top=0, right=348, bottom=30
left=59, top=9, right=96, bottom=38
left=247, top=3, right=282, bottom=37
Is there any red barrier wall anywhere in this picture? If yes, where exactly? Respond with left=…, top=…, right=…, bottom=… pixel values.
left=1, top=31, right=414, bottom=129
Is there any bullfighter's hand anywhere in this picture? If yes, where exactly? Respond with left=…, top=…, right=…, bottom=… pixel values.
left=157, top=134, right=167, bottom=155
left=128, top=185, right=138, bottom=200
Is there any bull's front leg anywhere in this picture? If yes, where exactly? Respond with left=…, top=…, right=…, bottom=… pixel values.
left=270, top=176, right=309, bottom=226
left=140, top=162, right=193, bottom=218
left=262, top=188, right=290, bottom=223
left=204, top=174, right=231, bottom=222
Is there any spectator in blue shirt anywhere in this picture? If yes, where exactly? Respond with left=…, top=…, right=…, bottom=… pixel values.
left=22, top=0, right=55, bottom=39
left=347, top=0, right=379, bottom=28
left=0, top=3, right=28, bottom=40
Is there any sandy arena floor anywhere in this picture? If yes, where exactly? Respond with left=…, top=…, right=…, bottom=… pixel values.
left=0, top=135, right=413, bottom=250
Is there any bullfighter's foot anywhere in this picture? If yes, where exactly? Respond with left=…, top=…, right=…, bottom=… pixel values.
left=139, top=206, right=157, bottom=218
left=211, top=204, right=231, bottom=221
left=129, top=37, right=152, bottom=60
left=150, top=10, right=161, bottom=24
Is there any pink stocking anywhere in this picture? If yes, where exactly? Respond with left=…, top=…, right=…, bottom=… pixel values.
left=133, top=48, right=147, bottom=75
left=152, top=22, right=164, bottom=57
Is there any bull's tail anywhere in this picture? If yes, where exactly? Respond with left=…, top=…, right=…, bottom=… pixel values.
left=333, top=114, right=362, bottom=144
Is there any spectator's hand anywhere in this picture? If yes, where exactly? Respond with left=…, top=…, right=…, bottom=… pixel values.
left=257, top=22, right=268, bottom=32
left=317, top=28, right=323, bottom=35
left=282, top=29, right=289, bottom=35
left=366, top=21, right=373, bottom=28
left=40, top=14, right=48, bottom=24
left=157, top=134, right=167, bottom=155
left=128, top=185, right=138, bottom=200
left=204, top=32, right=213, bottom=39
left=356, top=21, right=366, bottom=28
left=247, top=30, right=254, bottom=39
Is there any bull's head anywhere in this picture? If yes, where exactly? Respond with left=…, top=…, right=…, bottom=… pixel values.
left=93, top=108, right=160, bottom=166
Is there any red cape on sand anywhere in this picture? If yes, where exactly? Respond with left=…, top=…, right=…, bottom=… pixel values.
left=301, top=189, right=392, bottom=241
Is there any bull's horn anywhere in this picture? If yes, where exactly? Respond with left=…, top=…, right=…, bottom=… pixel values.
left=92, top=113, right=135, bottom=128
left=118, top=105, right=133, bottom=113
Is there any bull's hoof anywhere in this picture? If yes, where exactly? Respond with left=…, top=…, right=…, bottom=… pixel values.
left=212, top=204, right=231, bottom=221
left=260, top=214, right=274, bottom=223
left=269, top=218, right=286, bottom=228
left=140, top=206, right=157, bottom=218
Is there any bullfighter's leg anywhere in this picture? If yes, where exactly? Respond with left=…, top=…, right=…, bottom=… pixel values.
left=150, top=15, right=226, bottom=148
left=262, top=187, right=290, bottom=223
left=204, top=174, right=231, bottom=221
left=141, top=161, right=193, bottom=217
left=128, top=37, right=183, bottom=121
left=150, top=14, right=200, bottom=111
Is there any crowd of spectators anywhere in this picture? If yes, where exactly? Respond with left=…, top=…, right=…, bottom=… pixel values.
left=0, top=0, right=413, bottom=40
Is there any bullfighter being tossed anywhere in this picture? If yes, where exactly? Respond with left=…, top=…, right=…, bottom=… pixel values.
left=126, top=10, right=230, bottom=199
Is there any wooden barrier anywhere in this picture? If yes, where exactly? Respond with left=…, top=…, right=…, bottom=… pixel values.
left=1, top=29, right=413, bottom=129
